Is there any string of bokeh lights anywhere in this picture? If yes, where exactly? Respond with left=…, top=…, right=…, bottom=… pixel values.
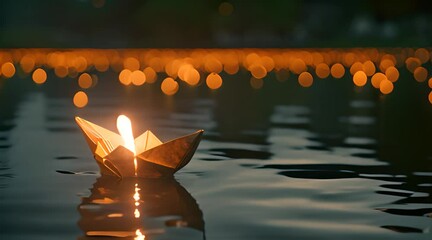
left=0, top=48, right=431, bottom=108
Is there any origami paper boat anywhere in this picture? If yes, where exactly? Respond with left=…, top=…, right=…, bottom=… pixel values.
left=75, top=117, right=203, bottom=178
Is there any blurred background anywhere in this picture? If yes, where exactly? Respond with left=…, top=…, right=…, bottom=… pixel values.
left=1, top=0, right=431, bottom=48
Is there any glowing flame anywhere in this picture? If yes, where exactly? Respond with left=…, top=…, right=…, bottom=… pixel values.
left=117, top=115, right=137, bottom=175
left=116, top=115, right=136, bottom=154
left=134, top=183, right=140, bottom=207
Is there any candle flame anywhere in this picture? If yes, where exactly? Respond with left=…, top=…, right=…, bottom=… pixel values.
left=117, top=115, right=138, bottom=176
left=116, top=115, right=136, bottom=155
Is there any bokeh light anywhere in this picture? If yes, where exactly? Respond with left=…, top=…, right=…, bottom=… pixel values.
left=298, top=72, right=313, bottom=87
left=206, top=73, right=223, bottom=90
left=78, top=73, right=93, bottom=89
left=124, top=57, right=140, bottom=71
left=330, top=63, right=345, bottom=79
left=371, top=72, right=386, bottom=89
left=249, top=64, right=267, bottom=79
left=161, top=77, right=179, bottom=95
left=380, top=79, right=394, bottom=94
left=414, top=67, right=428, bottom=82
left=385, top=66, right=399, bottom=82
left=429, top=91, right=432, bottom=104
left=119, top=69, right=132, bottom=85
left=363, top=60, right=376, bottom=76
left=32, top=68, right=47, bottom=84
left=353, top=71, right=367, bottom=87
left=1, top=48, right=432, bottom=106
left=315, top=63, right=330, bottom=79
left=1, top=62, right=16, bottom=78
left=130, top=70, right=146, bottom=86
left=143, top=67, right=157, bottom=83
left=73, top=91, right=89, bottom=108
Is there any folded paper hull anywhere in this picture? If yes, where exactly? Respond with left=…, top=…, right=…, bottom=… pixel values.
left=75, top=117, right=203, bottom=178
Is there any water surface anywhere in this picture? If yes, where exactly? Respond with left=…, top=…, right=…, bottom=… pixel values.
left=0, top=54, right=431, bottom=240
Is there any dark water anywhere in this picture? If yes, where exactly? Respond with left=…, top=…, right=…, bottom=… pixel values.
left=0, top=69, right=431, bottom=240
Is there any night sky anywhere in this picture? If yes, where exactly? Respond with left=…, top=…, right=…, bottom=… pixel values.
left=0, top=0, right=431, bottom=48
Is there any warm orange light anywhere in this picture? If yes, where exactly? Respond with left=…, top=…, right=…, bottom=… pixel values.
left=384, top=66, right=399, bottom=82
left=32, top=68, right=47, bottom=84
left=298, top=72, right=313, bottom=87
left=143, top=67, right=157, bottom=83
left=183, top=67, right=200, bottom=86
left=91, top=74, right=99, bottom=87
left=379, top=59, right=394, bottom=72
left=414, top=48, right=430, bottom=64
left=343, top=52, right=356, bottom=67
left=330, top=63, right=345, bottom=79
left=68, top=67, right=79, bottom=78
left=206, top=73, right=223, bottom=90
left=94, top=56, right=110, bottom=72
left=117, top=114, right=138, bottom=176
left=224, top=62, right=239, bottom=75
left=116, top=115, right=136, bottom=155
left=8, top=48, right=432, bottom=104
left=349, top=62, right=364, bottom=75
left=429, top=91, right=432, bottom=104
left=428, top=77, right=432, bottom=88
left=1, top=62, right=16, bottom=78
left=249, top=64, right=267, bottom=79
left=379, top=79, right=394, bottom=94
left=290, top=59, right=307, bottom=75
left=315, top=63, right=330, bottom=79
left=78, top=73, right=93, bottom=89
left=414, top=67, right=428, bottom=82
left=204, top=57, right=223, bottom=73
left=165, top=59, right=181, bottom=78
left=161, top=77, right=179, bottom=95
left=353, top=71, right=367, bottom=87
left=178, top=64, right=192, bottom=81
left=73, top=56, right=88, bottom=72
left=362, top=60, right=376, bottom=76
left=119, top=69, right=132, bottom=85
left=261, top=56, right=275, bottom=72
left=130, top=70, right=146, bottom=86
left=73, top=91, right=89, bottom=108
left=20, top=55, right=35, bottom=73
left=55, top=66, right=68, bottom=78
left=405, top=57, right=421, bottom=73
left=371, top=72, right=386, bottom=89
left=124, top=57, right=140, bottom=71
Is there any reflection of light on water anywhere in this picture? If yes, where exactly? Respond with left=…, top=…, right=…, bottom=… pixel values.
left=134, top=183, right=141, bottom=217
left=78, top=177, right=205, bottom=239
left=134, top=208, right=140, bottom=218
left=134, top=183, right=145, bottom=239
left=135, top=229, right=145, bottom=240
left=134, top=184, right=140, bottom=200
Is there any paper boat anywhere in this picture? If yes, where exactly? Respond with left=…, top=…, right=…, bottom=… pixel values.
left=75, top=117, right=203, bottom=178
